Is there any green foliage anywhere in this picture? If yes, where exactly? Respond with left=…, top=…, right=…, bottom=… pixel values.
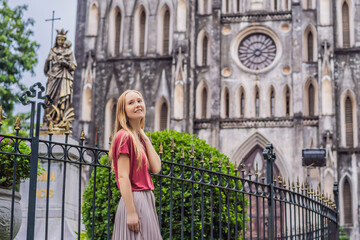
left=0, top=0, right=39, bottom=115
left=150, top=130, right=248, bottom=239
left=82, top=155, right=119, bottom=240
left=0, top=135, right=31, bottom=188
left=0, top=112, right=32, bottom=137
left=82, top=130, right=248, bottom=240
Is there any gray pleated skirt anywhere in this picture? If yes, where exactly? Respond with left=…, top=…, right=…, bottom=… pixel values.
left=112, top=190, right=163, bottom=240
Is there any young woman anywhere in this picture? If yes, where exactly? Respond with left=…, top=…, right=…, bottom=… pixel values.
left=109, top=90, right=162, bottom=239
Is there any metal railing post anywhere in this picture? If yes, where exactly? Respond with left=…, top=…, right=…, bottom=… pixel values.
left=263, top=143, right=275, bottom=240
left=333, top=182, right=339, bottom=239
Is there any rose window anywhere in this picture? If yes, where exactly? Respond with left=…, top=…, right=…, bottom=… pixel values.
left=238, top=33, right=277, bottom=71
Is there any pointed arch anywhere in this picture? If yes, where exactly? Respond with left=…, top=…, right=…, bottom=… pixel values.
left=134, top=5, right=148, bottom=56
left=197, top=29, right=210, bottom=66
left=108, top=6, right=124, bottom=56
left=269, top=86, right=275, bottom=117
left=174, top=83, right=184, bottom=119
left=104, top=98, right=117, bottom=148
left=342, top=2, right=350, bottom=47
left=155, top=97, right=170, bottom=131
left=304, top=78, right=318, bottom=116
left=238, top=86, right=246, bottom=118
left=196, top=80, right=210, bottom=119
left=283, top=85, right=291, bottom=116
left=339, top=174, right=354, bottom=226
left=157, top=4, right=172, bottom=55
left=231, top=132, right=290, bottom=180
left=177, top=0, right=186, bottom=31
left=303, top=25, right=317, bottom=62
left=88, top=3, right=99, bottom=36
left=255, top=86, right=260, bottom=117
left=321, top=77, right=333, bottom=115
left=337, top=0, right=354, bottom=48
left=222, top=87, right=230, bottom=118
left=340, top=90, right=358, bottom=147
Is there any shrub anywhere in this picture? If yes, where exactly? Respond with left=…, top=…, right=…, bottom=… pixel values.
left=0, top=135, right=32, bottom=188
left=82, top=130, right=248, bottom=239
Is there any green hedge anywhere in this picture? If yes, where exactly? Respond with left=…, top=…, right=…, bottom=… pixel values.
left=82, top=130, right=248, bottom=240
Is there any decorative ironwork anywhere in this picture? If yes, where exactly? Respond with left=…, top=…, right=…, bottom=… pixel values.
left=238, top=33, right=277, bottom=70
left=0, top=84, right=339, bottom=240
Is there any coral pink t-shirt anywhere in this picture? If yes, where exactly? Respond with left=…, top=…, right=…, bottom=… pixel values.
left=112, top=130, right=154, bottom=191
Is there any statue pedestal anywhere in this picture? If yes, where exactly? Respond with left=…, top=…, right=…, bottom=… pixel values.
left=15, top=135, right=90, bottom=240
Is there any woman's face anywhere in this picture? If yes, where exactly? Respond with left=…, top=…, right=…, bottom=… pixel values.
left=125, top=92, right=145, bottom=121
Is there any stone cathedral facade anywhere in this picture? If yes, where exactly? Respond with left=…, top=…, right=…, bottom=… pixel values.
left=73, top=0, right=360, bottom=237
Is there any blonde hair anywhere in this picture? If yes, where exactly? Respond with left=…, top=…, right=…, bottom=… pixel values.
left=109, top=90, right=147, bottom=171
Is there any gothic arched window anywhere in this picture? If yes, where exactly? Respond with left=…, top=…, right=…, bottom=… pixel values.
left=270, top=88, right=275, bottom=117
left=163, top=9, right=170, bottom=54
left=115, top=10, right=121, bottom=55
left=307, top=31, right=313, bottom=62
left=225, top=88, right=230, bottom=118
left=202, top=88, right=208, bottom=118
left=343, top=179, right=353, bottom=225
left=202, top=35, right=208, bottom=66
left=160, top=102, right=168, bottom=130
left=342, top=2, right=350, bottom=48
left=308, top=83, right=315, bottom=116
left=237, top=0, right=241, bottom=12
left=240, top=89, right=245, bottom=117
left=255, top=88, right=260, bottom=117
left=345, top=96, right=353, bottom=147
left=139, top=9, right=146, bottom=56
left=286, top=87, right=290, bottom=116
left=274, top=0, right=278, bottom=10
left=88, top=4, right=99, bottom=35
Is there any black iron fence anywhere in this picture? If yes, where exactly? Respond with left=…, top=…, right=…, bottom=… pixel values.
left=0, top=83, right=339, bottom=240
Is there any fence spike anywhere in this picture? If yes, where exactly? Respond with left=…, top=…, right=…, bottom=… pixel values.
left=200, top=152, right=204, bottom=164
left=292, top=182, right=296, bottom=190
left=241, top=163, right=245, bottom=172
left=170, top=138, right=175, bottom=153
left=189, top=145, right=195, bottom=158
left=48, top=121, right=53, bottom=135
left=159, top=143, right=163, bottom=154
left=248, top=170, right=252, bottom=177
left=65, top=120, right=70, bottom=135
left=301, top=183, right=304, bottom=191
left=0, top=105, right=6, bottom=127
left=296, top=177, right=300, bottom=188
left=218, top=157, right=221, bottom=168
left=278, top=174, right=282, bottom=184
left=283, top=178, right=286, bottom=188
left=226, top=158, right=230, bottom=169
left=209, top=154, right=212, bottom=164
left=255, top=163, right=259, bottom=176
left=181, top=148, right=184, bottom=159
left=273, top=176, right=277, bottom=183
left=80, top=129, right=85, bottom=140
left=15, top=116, right=21, bottom=130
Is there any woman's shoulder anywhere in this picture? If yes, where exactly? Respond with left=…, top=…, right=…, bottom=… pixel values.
left=114, top=129, right=131, bottom=142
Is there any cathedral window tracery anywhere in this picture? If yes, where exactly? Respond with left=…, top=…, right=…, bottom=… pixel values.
left=202, top=35, right=208, bottom=66
left=238, top=33, right=276, bottom=71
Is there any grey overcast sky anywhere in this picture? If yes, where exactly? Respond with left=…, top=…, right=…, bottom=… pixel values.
left=9, top=0, right=77, bottom=114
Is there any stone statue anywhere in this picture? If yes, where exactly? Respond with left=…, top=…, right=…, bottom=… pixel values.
left=43, top=29, right=77, bottom=128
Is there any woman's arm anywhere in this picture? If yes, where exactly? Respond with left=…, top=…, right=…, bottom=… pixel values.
left=117, top=153, right=140, bottom=233
left=140, top=130, right=162, bottom=174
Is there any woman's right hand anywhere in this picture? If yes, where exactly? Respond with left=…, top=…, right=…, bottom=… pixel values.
left=127, top=212, right=140, bottom=233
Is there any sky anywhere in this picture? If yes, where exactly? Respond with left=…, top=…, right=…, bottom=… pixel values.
left=9, top=0, right=78, bottom=114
